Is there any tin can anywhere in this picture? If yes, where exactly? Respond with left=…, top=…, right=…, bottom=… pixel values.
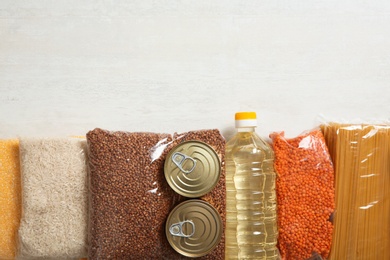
left=164, top=140, right=221, bottom=197
left=166, top=199, right=223, bottom=257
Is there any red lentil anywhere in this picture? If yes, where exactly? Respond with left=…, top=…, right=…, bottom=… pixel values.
left=270, top=130, right=335, bottom=260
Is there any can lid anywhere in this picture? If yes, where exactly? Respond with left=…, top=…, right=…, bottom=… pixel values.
left=166, top=200, right=223, bottom=258
left=164, top=140, right=221, bottom=198
left=235, top=111, right=257, bottom=128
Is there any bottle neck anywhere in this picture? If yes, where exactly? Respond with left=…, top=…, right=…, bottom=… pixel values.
left=237, top=127, right=256, bottom=132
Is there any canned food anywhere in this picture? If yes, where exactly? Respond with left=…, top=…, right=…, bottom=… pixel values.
left=166, top=200, right=223, bottom=257
left=164, top=140, right=221, bottom=197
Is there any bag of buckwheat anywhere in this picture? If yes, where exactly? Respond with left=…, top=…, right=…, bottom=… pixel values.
left=87, top=128, right=226, bottom=260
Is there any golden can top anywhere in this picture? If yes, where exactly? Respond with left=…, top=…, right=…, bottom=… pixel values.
left=166, top=200, right=223, bottom=258
left=164, top=140, right=221, bottom=198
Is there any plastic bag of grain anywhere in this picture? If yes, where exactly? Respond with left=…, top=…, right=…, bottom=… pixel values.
left=87, top=129, right=181, bottom=259
left=17, top=138, right=88, bottom=260
left=87, top=128, right=225, bottom=260
left=0, top=139, right=21, bottom=260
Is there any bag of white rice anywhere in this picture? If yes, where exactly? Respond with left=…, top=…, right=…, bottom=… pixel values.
left=17, top=138, right=88, bottom=260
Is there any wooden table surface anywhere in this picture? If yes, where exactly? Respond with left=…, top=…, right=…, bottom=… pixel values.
left=1, top=0, right=389, bottom=139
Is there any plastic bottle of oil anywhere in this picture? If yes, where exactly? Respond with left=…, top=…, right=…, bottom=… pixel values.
left=225, top=112, right=280, bottom=260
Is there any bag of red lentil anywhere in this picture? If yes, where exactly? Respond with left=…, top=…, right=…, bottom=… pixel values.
left=87, top=128, right=225, bottom=260
left=270, top=129, right=335, bottom=260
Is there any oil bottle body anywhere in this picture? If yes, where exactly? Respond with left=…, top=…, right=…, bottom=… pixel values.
left=226, top=130, right=279, bottom=260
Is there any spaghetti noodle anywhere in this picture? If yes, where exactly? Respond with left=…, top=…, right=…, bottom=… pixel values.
left=321, top=123, right=390, bottom=260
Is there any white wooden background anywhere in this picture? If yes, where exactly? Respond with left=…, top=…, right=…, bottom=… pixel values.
left=1, top=1, right=390, bottom=140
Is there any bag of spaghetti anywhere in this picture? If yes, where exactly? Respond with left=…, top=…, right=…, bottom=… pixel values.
left=321, top=123, right=390, bottom=260
left=270, top=129, right=335, bottom=260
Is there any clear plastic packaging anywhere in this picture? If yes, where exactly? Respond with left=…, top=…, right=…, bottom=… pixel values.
left=0, top=139, right=21, bottom=260
left=86, top=128, right=225, bottom=260
left=17, top=138, right=88, bottom=260
left=225, top=112, right=280, bottom=259
left=270, top=129, right=335, bottom=260
left=321, top=123, right=390, bottom=260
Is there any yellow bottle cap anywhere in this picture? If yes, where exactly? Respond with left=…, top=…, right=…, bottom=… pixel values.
left=235, top=112, right=257, bottom=128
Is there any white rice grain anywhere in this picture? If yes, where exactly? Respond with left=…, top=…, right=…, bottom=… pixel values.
left=17, top=138, right=88, bottom=260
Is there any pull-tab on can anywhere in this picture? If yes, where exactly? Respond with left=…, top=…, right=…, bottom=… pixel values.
left=164, top=140, right=221, bottom=198
left=166, top=200, right=223, bottom=258
left=169, top=220, right=195, bottom=238
left=171, top=152, right=197, bottom=174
